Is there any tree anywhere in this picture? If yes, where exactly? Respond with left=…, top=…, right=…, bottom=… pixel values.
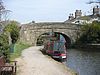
left=0, top=0, right=11, bottom=21
left=4, top=21, right=20, bottom=44
left=0, top=21, right=20, bottom=59
left=76, top=21, right=100, bottom=44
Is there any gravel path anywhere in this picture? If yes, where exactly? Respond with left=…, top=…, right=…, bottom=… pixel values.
left=16, top=46, right=75, bottom=75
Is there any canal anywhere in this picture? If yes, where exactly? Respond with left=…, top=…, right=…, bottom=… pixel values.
left=66, top=49, right=100, bottom=75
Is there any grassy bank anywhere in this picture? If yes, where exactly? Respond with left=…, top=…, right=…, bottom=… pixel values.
left=10, top=42, right=31, bottom=60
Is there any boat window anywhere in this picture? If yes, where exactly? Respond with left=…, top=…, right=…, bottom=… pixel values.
left=53, top=41, right=65, bottom=51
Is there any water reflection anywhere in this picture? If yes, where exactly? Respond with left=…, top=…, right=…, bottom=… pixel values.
left=66, top=49, right=100, bottom=75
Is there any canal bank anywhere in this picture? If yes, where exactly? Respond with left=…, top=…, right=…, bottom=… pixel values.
left=15, top=46, right=77, bottom=75
left=74, top=44, right=100, bottom=50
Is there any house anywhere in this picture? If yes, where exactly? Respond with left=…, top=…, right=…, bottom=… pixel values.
left=65, top=6, right=100, bottom=24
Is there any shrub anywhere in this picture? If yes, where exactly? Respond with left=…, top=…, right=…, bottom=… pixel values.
left=76, top=21, right=100, bottom=44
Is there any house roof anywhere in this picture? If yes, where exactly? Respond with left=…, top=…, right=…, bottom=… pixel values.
left=65, top=14, right=100, bottom=23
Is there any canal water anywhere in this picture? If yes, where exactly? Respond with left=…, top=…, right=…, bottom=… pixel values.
left=66, top=49, right=100, bottom=75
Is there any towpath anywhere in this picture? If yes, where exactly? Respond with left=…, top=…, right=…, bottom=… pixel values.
left=16, top=46, right=75, bottom=75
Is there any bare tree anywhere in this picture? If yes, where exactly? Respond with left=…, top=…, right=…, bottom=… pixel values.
left=0, top=0, right=11, bottom=33
left=87, top=0, right=100, bottom=4
left=0, top=0, right=5, bottom=21
left=0, top=0, right=11, bottom=22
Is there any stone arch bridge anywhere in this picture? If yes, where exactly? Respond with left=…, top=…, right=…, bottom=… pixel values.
left=20, top=22, right=81, bottom=46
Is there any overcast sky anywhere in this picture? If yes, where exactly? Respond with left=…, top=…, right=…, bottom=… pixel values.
left=3, top=0, right=97, bottom=23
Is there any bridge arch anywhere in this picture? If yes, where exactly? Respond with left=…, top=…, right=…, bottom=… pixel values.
left=36, top=31, right=71, bottom=47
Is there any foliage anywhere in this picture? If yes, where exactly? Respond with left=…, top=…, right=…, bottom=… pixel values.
left=10, top=42, right=30, bottom=60
left=0, top=21, right=20, bottom=61
left=4, top=21, right=20, bottom=44
left=80, top=16, right=91, bottom=21
left=76, top=21, right=100, bottom=44
left=0, top=33, right=10, bottom=59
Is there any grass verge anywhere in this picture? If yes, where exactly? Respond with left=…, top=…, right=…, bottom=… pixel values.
left=10, top=42, right=31, bottom=60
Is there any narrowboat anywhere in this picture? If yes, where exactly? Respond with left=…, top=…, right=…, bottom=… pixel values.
left=44, top=40, right=67, bottom=61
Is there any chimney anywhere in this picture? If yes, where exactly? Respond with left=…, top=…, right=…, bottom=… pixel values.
left=93, top=5, right=100, bottom=16
left=68, top=13, right=74, bottom=20
left=75, top=10, right=82, bottom=19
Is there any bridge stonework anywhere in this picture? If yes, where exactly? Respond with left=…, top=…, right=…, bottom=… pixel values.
left=20, top=22, right=81, bottom=46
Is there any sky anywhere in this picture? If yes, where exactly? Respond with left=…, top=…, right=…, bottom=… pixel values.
left=3, top=0, right=97, bottom=24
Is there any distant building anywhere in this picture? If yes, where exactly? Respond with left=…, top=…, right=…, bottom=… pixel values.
left=65, top=6, right=100, bottom=24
